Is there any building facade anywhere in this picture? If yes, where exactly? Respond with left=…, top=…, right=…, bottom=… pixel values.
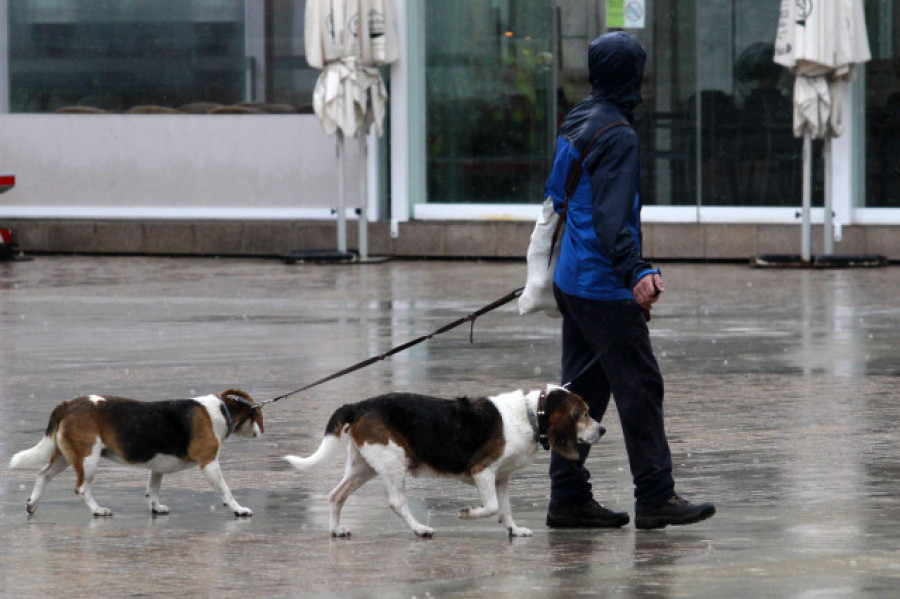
left=1, top=1, right=897, bottom=259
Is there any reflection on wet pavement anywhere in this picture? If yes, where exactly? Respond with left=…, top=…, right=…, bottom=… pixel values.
left=1, top=257, right=898, bottom=597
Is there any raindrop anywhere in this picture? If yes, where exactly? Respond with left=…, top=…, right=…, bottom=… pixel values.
left=723, top=360, right=728, bottom=365
left=533, top=366, right=542, bottom=375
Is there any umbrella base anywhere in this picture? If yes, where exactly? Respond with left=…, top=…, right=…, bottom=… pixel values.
left=282, top=249, right=358, bottom=265
left=753, top=254, right=888, bottom=268
left=281, top=250, right=391, bottom=265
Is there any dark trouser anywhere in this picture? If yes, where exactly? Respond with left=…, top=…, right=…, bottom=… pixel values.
left=549, top=284, right=674, bottom=511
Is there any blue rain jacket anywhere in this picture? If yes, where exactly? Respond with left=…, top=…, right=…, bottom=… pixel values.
left=548, top=32, right=656, bottom=301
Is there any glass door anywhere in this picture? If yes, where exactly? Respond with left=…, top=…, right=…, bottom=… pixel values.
left=417, top=0, right=821, bottom=211
left=423, top=0, right=556, bottom=204
left=864, top=0, right=900, bottom=207
left=641, top=0, right=884, bottom=217
left=632, top=0, right=807, bottom=208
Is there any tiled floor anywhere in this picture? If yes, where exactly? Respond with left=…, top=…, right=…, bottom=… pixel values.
left=1, top=256, right=898, bottom=597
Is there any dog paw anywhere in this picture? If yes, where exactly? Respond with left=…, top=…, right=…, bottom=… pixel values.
left=232, top=506, right=253, bottom=517
left=93, top=507, right=113, bottom=517
left=414, top=526, right=435, bottom=538
left=458, top=507, right=472, bottom=519
left=151, top=503, right=169, bottom=514
left=26, top=501, right=37, bottom=515
left=331, top=528, right=352, bottom=538
left=509, top=526, right=533, bottom=537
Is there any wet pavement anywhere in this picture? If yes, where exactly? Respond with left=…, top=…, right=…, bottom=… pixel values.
left=0, top=256, right=898, bottom=598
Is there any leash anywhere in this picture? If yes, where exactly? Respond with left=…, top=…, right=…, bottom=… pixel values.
left=254, top=286, right=525, bottom=409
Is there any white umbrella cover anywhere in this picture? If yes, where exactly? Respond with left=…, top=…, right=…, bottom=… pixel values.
left=774, top=0, right=870, bottom=138
left=306, top=0, right=398, bottom=138
left=305, top=0, right=399, bottom=257
left=312, top=57, right=388, bottom=138
left=305, top=0, right=399, bottom=70
left=773, top=0, right=870, bottom=258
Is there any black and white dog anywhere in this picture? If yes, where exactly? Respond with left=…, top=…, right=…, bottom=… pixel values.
left=285, top=384, right=603, bottom=537
left=10, top=389, right=263, bottom=517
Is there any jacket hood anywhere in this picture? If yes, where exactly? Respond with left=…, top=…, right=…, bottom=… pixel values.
left=588, top=32, right=646, bottom=109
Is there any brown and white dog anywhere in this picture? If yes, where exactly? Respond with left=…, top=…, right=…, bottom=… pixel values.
left=284, top=384, right=603, bottom=538
left=9, top=388, right=263, bottom=517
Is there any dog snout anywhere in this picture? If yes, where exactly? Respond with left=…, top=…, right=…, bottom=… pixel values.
left=579, top=420, right=605, bottom=445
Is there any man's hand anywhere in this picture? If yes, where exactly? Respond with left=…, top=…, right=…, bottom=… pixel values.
left=633, top=273, right=664, bottom=312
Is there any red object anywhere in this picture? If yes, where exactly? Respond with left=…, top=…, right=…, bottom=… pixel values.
left=0, top=229, right=12, bottom=245
left=0, top=175, right=15, bottom=193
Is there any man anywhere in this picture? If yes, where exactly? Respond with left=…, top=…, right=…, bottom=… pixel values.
left=544, top=31, right=715, bottom=530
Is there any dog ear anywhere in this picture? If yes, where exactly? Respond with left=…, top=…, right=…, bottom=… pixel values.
left=549, top=428, right=579, bottom=460
left=220, top=388, right=255, bottom=405
left=545, top=388, right=580, bottom=460
left=252, top=404, right=265, bottom=434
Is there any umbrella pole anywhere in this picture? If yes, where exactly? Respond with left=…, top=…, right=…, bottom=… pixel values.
left=337, top=131, right=347, bottom=253
left=358, top=134, right=369, bottom=261
left=801, top=131, right=812, bottom=263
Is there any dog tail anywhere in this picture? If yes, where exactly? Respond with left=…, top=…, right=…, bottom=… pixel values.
left=10, top=402, right=66, bottom=469
left=283, top=403, right=358, bottom=471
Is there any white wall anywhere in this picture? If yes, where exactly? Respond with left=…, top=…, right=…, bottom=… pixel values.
left=0, top=113, right=363, bottom=219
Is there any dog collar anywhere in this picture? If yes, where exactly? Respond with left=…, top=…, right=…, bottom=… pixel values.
left=527, top=391, right=550, bottom=451
left=220, top=394, right=260, bottom=437
left=219, top=399, right=236, bottom=437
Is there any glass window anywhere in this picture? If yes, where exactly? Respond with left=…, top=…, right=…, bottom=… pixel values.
left=864, top=0, right=899, bottom=207
left=424, top=0, right=556, bottom=204
left=269, top=0, right=319, bottom=113
left=540, top=0, right=814, bottom=209
left=629, top=0, right=811, bottom=207
left=7, top=0, right=317, bottom=114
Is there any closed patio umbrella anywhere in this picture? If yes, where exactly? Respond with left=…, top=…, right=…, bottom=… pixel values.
left=305, top=0, right=399, bottom=259
left=774, top=0, right=870, bottom=260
